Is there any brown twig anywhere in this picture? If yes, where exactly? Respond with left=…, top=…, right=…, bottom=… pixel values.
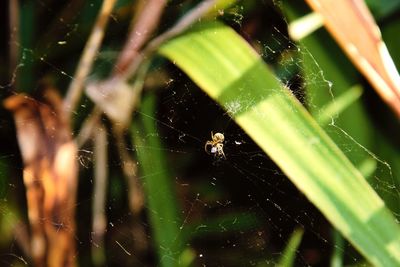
left=8, top=0, right=19, bottom=92
left=92, top=123, right=108, bottom=266
left=120, top=0, right=217, bottom=82
left=113, top=0, right=167, bottom=75
left=76, top=106, right=102, bottom=148
left=113, top=126, right=143, bottom=213
left=63, top=0, right=117, bottom=117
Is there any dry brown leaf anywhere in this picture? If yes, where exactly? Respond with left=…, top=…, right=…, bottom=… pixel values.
left=86, top=79, right=136, bottom=127
left=304, top=0, right=400, bottom=117
left=4, top=89, right=78, bottom=267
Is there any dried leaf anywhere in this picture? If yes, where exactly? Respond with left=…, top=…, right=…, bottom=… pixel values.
left=86, top=79, right=135, bottom=127
left=305, top=0, right=400, bottom=117
left=4, top=89, right=78, bottom=267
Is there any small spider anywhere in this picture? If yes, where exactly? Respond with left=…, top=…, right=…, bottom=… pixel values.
left=205, top=132, right=226, bottom=159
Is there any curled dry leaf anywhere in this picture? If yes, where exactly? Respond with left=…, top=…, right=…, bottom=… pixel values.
left=86, top=79, right=136, bottom=127
left=4, top=89, right=78, bottom=267
left=304, top=0, right=400, bottom=117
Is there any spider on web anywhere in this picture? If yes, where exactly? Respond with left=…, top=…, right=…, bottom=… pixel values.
left=205, top=132, right=226, bottom=159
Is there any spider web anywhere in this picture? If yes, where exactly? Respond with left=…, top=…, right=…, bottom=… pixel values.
left=0, top=0, right=399, bottom=266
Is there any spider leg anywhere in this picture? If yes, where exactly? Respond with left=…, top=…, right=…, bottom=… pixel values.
left=217, top=144, right=226, bottom=159
left=204, top=141, right=212, bottom=154
left=221, top=149, right=226, bottom=159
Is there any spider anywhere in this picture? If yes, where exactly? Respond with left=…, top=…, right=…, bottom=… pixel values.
left=205, top=132, right=226, bottom=159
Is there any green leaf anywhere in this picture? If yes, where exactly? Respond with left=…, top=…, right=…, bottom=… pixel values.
left=131, top=93, right=183, bottom=267
left=158, top=21, right=400, bottom=266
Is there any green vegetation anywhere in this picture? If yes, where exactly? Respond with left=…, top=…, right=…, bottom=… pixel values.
left=1, top=1, right=400, bottom=266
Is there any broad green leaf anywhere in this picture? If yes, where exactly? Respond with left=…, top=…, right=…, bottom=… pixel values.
left=158, top=21, right=400, bottom=266
left=132, top=93, right=183, bottom=267
left=283, top=4, right=379, bottom=265
left=284, top=2, right=400, bottom=263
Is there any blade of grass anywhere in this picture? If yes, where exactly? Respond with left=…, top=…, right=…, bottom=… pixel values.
left=284, top=4, right=380, bottom=265
left=92, top=124, right=108, bottom=266
left=158, top=21, right=400, bottom=266
left=288, top=12, right=324, bottom=41
left=278, top=228, right=304, bottom=267
left=316, top=85, right=364, bottom=126
left=131, top=93, right=183, bottom=267
left=330, top=156, right=377, bottom=267
left=330, top=230, right=345, bottom=267
left=178, top=248, right=196, bottom=267
left=283, top=3, right=374, bottom=160
left=285, top=3, right=400, bottom=263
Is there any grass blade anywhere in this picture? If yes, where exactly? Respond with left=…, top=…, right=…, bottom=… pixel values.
left=278, top=228, right=304, bottom=267
left=132, top=93, right=182, bottom=267
left=316, top=85, right=363, bottom=126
